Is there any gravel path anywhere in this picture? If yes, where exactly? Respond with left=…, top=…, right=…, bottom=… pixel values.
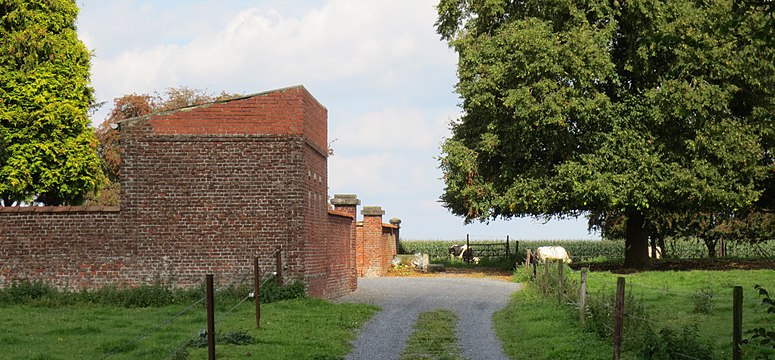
left=335, top=277, right=522, bottom=360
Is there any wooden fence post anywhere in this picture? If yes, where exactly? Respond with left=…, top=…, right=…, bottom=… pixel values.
left=532, top=259, right=537, bottom=280
left=206, top=274, right=216, bottom=360
left=543, top=259, right=550, bottom=295
left=579, top=268, right=588, bottom=324
left=275, top=247, right=283, bottom=285
left=614, top=277, right=625, bottom=360
left=733, top=286, right=743, bottom=360
left=506, top=235, right=510, bottom=258
left=525, top=249, right=532, bottom=271
left=466, top=235, right=471, bottom=264
left=557, top=260, right=564, bottom=305
left=260, top=256, right=261, bottom=329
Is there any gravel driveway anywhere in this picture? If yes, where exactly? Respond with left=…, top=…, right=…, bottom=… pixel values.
left=335, top=277, right=522, bottom=360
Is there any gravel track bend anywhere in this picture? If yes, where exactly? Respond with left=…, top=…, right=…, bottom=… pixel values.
left=335, top=277, right=522, bottom=360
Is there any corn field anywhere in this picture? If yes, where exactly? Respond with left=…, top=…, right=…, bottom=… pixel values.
left=399, top=238, right=775, bottom=263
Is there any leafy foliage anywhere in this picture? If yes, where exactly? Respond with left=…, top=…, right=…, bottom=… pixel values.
left=745, top=285, right=775, bottom=359
left=639, top=325, right=714, bottom=360
left=435, top=0, right=774, bottom=268
left=691, top=287, right=716, bottom=314
left=0, top=0, right=101, bottom=205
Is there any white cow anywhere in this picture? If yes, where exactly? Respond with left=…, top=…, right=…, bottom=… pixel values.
left=648, top=245, right=662, bottom=259
left=449, top=244, right=476, bottom=263
left=535, top=246, right=572, bottom=264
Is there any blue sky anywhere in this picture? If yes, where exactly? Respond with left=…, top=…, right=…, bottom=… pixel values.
left=75, top=0, right=600, bottom=241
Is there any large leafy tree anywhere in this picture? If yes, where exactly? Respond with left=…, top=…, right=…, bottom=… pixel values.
left=0, top=0, right=100, bottom=206
left=436, top=0, right=774, bottom=268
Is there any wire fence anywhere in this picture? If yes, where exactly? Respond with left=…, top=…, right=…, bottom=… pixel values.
left=526, top=257, right=775, bottom=359
left=100, top=252, right=289, bottom=360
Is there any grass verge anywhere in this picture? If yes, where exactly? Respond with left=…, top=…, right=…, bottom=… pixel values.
left=584, top=269, right=775, bottom=359
left=493, top=285, right=622, bottom=360
left=400, top=309, right=463, bottom=360
left=0, top=298, right=378, bottom=359
left=499, top=267, right=775, bottom=359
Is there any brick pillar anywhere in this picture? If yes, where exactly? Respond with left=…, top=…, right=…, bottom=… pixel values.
left=331, top=194, right=360, bottom=289
left=331, top=194, right=360, bottom=216
left=389, top=218, right=401, bottom=255
left=361, top=206, right=385, bottom=277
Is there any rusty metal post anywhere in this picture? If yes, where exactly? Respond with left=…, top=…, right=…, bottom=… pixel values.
left=260, top=256, right=261, bottom=329
left=275, top=247, right=282, bottom=285
left=206, top=274, right=216, bottom=360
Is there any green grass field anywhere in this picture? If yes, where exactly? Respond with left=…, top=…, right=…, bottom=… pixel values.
left=0, top=298, right=377, bottom=359
left=501, top=267, right=775, bottom=359
left=494, top=285, right=621, bottom=360
left=585, top=269, right=775, bottom=359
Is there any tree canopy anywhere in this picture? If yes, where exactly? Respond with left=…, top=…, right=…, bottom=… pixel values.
left=0, top=0, right=100, bottom=206
left=436, top=0, right=774, bottom=268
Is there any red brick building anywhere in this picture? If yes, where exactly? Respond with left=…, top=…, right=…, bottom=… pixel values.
left=0, top=85, right=400, bottom=298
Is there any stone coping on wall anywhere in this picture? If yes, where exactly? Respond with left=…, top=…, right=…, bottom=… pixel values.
left=355, top=221, right=399, bottom=229
left=0, top=206, right=121, bottom=213
left=327, top=209, right=355, bottom=219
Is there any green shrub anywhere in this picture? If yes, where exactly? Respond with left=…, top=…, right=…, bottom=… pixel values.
left=639, top=325, right=714, bottom=360
left=259, top=278, right=306, bottom=303
left=0, top=280, right=63, bottom=306
left=744, top=285, right=775, bottom=359
left=691, top=287, right=715, bottom=314
left=584, top=288, right=653, bottom=352
left=0, top=276, right=306, bottom=308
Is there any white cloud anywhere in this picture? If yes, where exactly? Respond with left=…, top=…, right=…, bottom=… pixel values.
left=328, top=153, right=393, bottom=194
left=84, top=0, right=449, bottom=113
left=333, top=108, right=437, bottom=150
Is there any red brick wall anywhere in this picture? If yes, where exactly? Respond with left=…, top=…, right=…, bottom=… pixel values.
left=303, top=145, right=330, bottom=297
left=382, top=225, right=398, bottom=274
left=0, top=86, right=356, bottom=299
left=355, top=222, right=365, bottom=277
left=354, top=208, right=399, bottom=278
left=325, top=211, right=357, bottom=298
left=0, top=207, right=126, bottom=288
left=148, top=87, right=307, bottom=136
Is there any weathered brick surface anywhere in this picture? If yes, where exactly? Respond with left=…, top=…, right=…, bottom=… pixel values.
left=354, top=206, right=399, bottom=278
left=0, top=207, right=126, bottom=289
left=0, top=86, right=356, bottom=299
left=325, top=211, right=357, bottom=298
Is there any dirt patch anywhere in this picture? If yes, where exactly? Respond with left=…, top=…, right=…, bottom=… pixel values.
left=572, top=259, right=774, bottom=273
left=387, top=265, right=513, bottom=282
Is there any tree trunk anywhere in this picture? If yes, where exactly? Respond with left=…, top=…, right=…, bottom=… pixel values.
left=624, top=208, right=650, bottom=269
left=658, top=235, right=667, bottom=258
left=703, top=237, right=717, bottom=258
left=649, top=235, right=657, bottom=258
